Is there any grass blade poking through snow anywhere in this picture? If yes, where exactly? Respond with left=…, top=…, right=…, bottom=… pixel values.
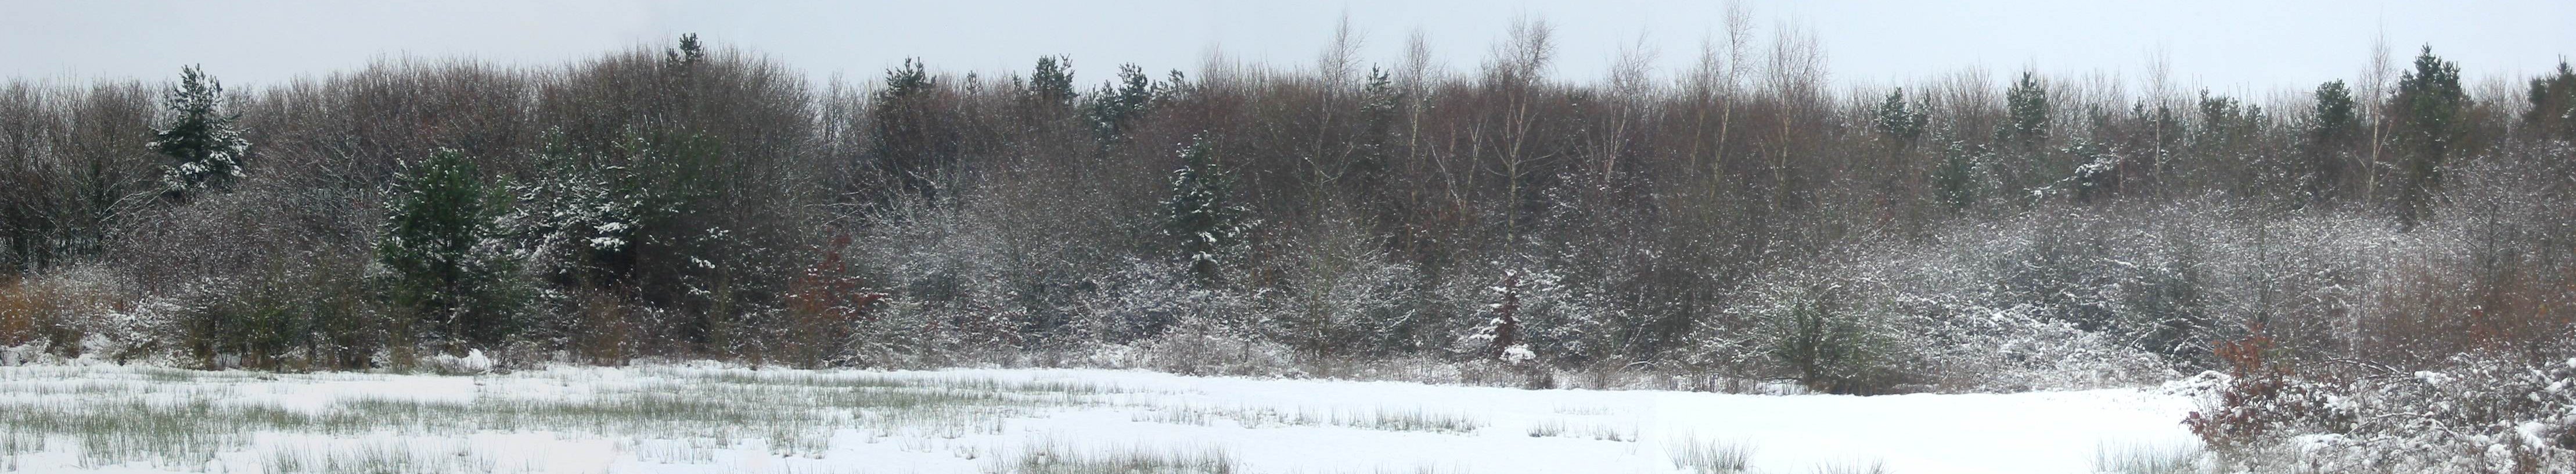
left=1012, top=443, right=1236, bottom=473
left=2093, top=441, right=2206, bottom=474
left=1670, top=436, right=1753, bottom=473
left=1330, top=408, right=1483, bottom=434
left=1811, top=459, right=1887, bottom=474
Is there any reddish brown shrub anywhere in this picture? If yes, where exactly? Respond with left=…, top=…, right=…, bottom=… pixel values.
left=781, top=235, right=886, bottom=368
left=569, top=288, right=643, bottom=365
left=2185, top=331, right=2338, bottom=451
left=0, top=277, right=34, bottom=346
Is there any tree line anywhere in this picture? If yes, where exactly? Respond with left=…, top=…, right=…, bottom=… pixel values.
left=2, top=27, right=2574, bottom=396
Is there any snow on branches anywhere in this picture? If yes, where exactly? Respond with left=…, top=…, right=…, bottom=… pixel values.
left=149, top=66, right=249, bottom=198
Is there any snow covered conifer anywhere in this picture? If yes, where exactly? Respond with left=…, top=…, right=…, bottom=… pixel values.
left=664, top=33, right=704, bottom=69
left=2001, top=71, right=2049, bottom=147
left=1086, top=63, right=1154, bottom=143
left=2530, top=61, right=2576, bottom=141
left=1029, top=56, right=1077, bottom=110
left=149, top=65, right=249, bottom=199
left=1752, top=280, right=1901, bottom=394
left=1934, top=140, right=1988, bottom=211
left=1163, top=135, right=1250, bottom=282
left=2391, top=46, right=2466, bottom=229
left=1873, top=87, right=1927, bottom=143
left=379, top=149, right=522, bottom=348
left=2303, top=80, right=2360, bottom=204
left=1462, top=270, right=1531, bottom=363
left=1354, top=67, right=1401, bottom=174
left=867, top=58, right=958, bottom=203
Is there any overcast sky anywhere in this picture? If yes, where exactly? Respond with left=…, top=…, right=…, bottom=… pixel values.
left=5, top=1, right=2568, bottom=95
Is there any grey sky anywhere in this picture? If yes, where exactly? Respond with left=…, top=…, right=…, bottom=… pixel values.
left=5, top=1, right=2568, bottom=95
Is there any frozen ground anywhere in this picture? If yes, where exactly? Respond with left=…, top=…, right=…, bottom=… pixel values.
left=0, top=363, right=2201, bottom=473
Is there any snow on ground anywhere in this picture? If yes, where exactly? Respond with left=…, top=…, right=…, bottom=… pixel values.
left=0, top=364, right=2200, bottom=473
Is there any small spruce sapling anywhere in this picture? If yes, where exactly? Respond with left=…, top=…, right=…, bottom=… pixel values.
left=1162, top=135, right=1251, bottom=283
left=1463, top=270, right=1533, bottom=364
left=1757, top=281, right=1898, bottom=394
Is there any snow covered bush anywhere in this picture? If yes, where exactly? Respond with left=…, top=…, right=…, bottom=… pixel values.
left=1073, top=261, right=1283, bottom=375
left=2194, top=350, right=2576, bottom=473
left=2182, top=333, right=2344, bottom=456
left=191, top=254, right=387, bottom=369
left=1696, top=258, right=2160, bottom=394
left=378, top=148, right=526, bottom=349
left=45, top=281, right=191, bottom=366
left=1689, top=211, right=2264, bottom=393
left=1062, top=258, right=1207, bottom=345
left=509, top=130, right=811, bottom=356
left=1500, top=270, right=1618, bottom=367
left=1161, top=134, right=1253, bottom=283
left=1442, top=266, right=1616, bottom=368
left=1269, top=216, right=1427, bottom=357
left=0, top=278, right=48, bottom=349
left=421, top=348, right=495, bottom=375
left=1741, top=279, right=1906, bottom=394
left=103, top=177, right=393, bottom=369
left=0, top=267, right=133, bottom=362
left=1131, top=311, right=1302, bottom=378
left=854, top=171, right=1157, bottom=347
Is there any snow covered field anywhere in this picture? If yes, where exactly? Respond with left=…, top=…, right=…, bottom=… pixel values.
left=0, top=364, right=2201, bottom=473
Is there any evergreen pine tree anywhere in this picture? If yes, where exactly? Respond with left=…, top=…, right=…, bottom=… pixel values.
left=1874, top=88, right=1929, bottom=143
left=1934, top=139, right=1985, bottom=211
left=149, top=65, right=249, bottom=199
left=2527, top=61, right=2576, bottom=142
left=1463, top=270, right=1531, bottom=362
left=868, top=58, right=956, bottom=202
left=664, top=33, right=704, bottom=69
left=1354, top=67, right=1401, bottom=175
left=2001, top=72, right=2052, bottom=192
left=380, top=149, right=522, bottom=348
left=2305, top=80, right=2359, bottom=204
left=1029, top=56, right=1077, bottom=110
left=2391, top=46, right=2466, bottom=230
left=1162, top=135, right=1249, bottom=282
left=1086, top=63, right=1154, bottom=143
left=2002, top=71, right=2050, bottom=147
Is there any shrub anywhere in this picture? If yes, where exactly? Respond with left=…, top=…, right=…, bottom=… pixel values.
left=0, top=277, right=38, bottom=347
left=776, top=234, right=884, bottom=368
left=1750, top=281, right=1905, bottom=394
left=2237, top=350, right=2576, bottom=473
left=378, top=148, right=525, bottom=350
left=1133, top=313, right=1300, bottom=378
left=187, top=252, right=387, bottom=370
left=2182, top=333, right=2340, bottom=455
left=1270, top=216, right=1425, bottom=357
left=562, top=288, right=644, bottom=365
left=0, top=267, right=140, bottom=361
